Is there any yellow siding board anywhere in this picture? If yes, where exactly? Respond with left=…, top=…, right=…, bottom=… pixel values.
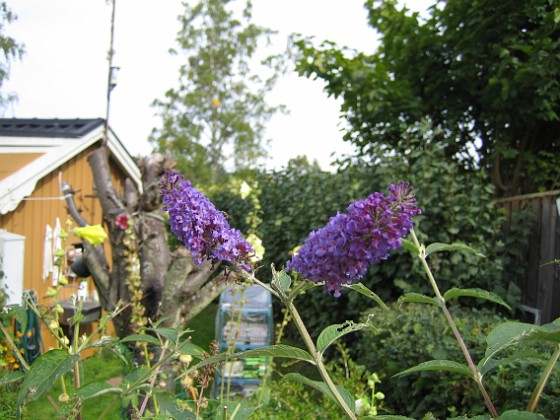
left=0, top=145, right=124, bottom=351
left=0, top=153, right=45, bottom=181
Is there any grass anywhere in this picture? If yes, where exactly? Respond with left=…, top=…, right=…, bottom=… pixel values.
left=26, top=349, right=124, bottom=419
left=0, top=348, right=124, bottom=419
left=0, top=304, right=220, bottom=419
left=187, top=302, right=218, bottom=351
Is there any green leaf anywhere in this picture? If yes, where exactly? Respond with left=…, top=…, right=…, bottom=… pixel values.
left=398, top=293, right=438, bottom=306
left=481, top=319, right=560, bottom=368
left=120, top=334, right=161, bottom=346
left=401, top=238, right=419, bottom=255
left=276, top=271, right=292, bottom=292
left=76, top=381, right=122, bottom=400
left=0, top=370, right=24, bottom=386
left=393, top=360, right=474, bottom=379
left=444, top=288, right=511, bottom=310
left=425, top=242, right=485, bottom=258
left=496, top=409, right=547, bottom=419
left=316, top=321, right=368, bottom=355
left=344, top=283, right=388, bottom=310
left=157, top=391, right=197, bottom=419
left=16, top=349, right=79, bottom=411
left=82, top=335, right=118, bottom=350
left=9, top=305, right=28, bottom=333
left=281, top=372, right=355, bottom=413
left=366, top=416, right=416, bottom=420
left=186, top=344, right=315, bottom=374
left=177, top=341, right=206, bottom=357
left=151, top=327, right=179, bottom=345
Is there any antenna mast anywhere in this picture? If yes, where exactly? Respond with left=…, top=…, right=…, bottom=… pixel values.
left=104, top=0, right=118, bottom=145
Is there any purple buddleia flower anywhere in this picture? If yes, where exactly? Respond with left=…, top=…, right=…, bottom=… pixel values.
left=161, top=171, right=255, bottom=272
left=287, top=182, right=421, bottom=297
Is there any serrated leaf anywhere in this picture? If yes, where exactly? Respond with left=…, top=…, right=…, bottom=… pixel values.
left=120, top=334, right=161, bottom=346
left=496, top=409, right=547, bottom=419
left=481, top=320, right=560, bottom=368
left=17, top=349, right=79, bottom=411
left=393, top=360, right=473, bottom=379
left=76, top=381, right=122, bottom=400
left=400, top=238, right=419, bottom=255
left=316, top=321, right=368, bottom=355
left=177, top=341, right=205, bottom=357
left=123, top=366, right=151, bottom=389
left=186, top=344, right=315, bottom=374
left=398, top=293, right=438, bottom=306
left=0, top=370, right=24, bottom=386
left=425, top=242, right=485, bottom=258
left=344, top=283, right=388, bottom=310
left=272, top=264, right=291, bottom=293
left=281, top=372, right=355, bottom=413
left=444, top=288, right=511, bottom=310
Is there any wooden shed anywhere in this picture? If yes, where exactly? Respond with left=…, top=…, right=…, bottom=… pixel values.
left=0, top=118, right=141, bottom=352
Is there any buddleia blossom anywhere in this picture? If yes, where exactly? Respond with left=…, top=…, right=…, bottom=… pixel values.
left=161, top=171, right=255, bottom=271
left=287, top=182, right=421, bottom=297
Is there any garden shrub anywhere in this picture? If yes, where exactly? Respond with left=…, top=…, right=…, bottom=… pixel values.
left=252, top=142, right=531, bottom=339
left=352, top=303, right=560, bottom=419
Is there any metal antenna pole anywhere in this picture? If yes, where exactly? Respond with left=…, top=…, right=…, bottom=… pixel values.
left=103, top=0, right=117, bottom=145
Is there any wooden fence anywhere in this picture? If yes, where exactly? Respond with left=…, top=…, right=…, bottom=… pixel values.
left=496, top=190, right=560, bottom=324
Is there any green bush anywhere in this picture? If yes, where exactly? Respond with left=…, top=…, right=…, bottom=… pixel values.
left=251, top=142, right=531, bottom=339
left=353, top=303, right=560, bottom=418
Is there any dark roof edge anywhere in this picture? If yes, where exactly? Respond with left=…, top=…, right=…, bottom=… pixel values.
left=0, top=118, right=105, bottom=138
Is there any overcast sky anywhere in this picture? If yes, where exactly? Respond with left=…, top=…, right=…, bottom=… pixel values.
left=3, top=1, right=430, bottom=170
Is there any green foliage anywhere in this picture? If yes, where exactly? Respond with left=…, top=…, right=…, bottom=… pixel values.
left=151, top=0, right=284, bottom=187
left=353, top=303, right=560, bottom=418
left=252, top=345, right=373, bottom=419
left=0, top=1, right=24, bottom=110
left=255, top=140, right=530, bottom=339
left=292, top=0, right=560, bottom=195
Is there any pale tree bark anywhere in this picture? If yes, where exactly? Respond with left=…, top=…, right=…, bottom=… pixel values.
left=62, top=145, right=225, bottom=340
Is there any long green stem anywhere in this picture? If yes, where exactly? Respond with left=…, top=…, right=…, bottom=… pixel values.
left=410, top=229, right=499, bottom=418
left=527, top=344, right=560, bottom=412
left=243, top=271, right=355, bottom=418
left=284, top=298, right=356, bottom=419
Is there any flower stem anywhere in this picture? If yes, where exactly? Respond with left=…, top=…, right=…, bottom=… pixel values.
left=284, top=297, right=356, bottom=419
left=410, top=229, right=499, bottom=418
left=527, top=344, right=560, bottom=412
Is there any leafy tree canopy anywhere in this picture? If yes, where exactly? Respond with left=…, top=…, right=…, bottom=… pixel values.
left=0, top=1, right=24, bottom=111
left=292, top=0, right=560, bottom=195
left=150, top=0, right=284, bottom=188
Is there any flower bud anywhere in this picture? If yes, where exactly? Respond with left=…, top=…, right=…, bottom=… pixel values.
left=179, top=354, right=193, bottom=365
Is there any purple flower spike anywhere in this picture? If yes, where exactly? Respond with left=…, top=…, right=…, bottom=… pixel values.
left=161, top=171, right=255, bottom=272
left=287, top=182, right=421, bottom=297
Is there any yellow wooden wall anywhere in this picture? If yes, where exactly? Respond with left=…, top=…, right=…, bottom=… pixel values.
left=0, top=144, right=129, bottom=353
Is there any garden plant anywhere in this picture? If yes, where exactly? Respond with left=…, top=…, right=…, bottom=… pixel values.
left=0, top=171, right=559, bottom=419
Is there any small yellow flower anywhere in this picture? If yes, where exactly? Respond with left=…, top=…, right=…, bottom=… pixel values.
left=73, top=225, right=108, bottom=246
left=247, top=233, right=265, bottom=261
left=240, top=181, right=252, bottom=199
left=211, top=97, right=221, bottom=108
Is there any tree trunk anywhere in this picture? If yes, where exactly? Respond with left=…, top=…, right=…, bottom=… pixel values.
left=63, top=146, right=223, bottom=341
